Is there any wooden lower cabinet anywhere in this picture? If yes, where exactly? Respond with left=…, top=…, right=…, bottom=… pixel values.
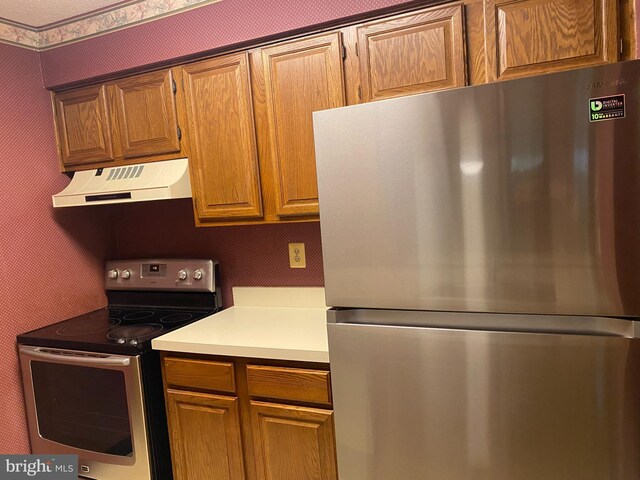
left=166, top=389, right=245, bottom=480
left=162, top=355, right=337, bottom=479
left=251, top=401, right=338, bottom=480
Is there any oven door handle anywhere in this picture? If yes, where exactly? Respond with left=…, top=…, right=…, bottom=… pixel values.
left=19, top=346, right=131, bottom=367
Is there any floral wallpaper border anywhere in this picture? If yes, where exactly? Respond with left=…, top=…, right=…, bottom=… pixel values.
left=0, top=0, right=221, bottom=51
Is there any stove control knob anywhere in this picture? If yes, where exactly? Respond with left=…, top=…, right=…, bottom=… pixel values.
left=129, top=339, right=138, bottom=346
left=116, top=338, right=125, bottom=344
left=193, top=269, right=203, bottom=281
left=177, top=269, right=188, bottom=281
left=121, top=269, right=131, bottom=280
left=108, top=269, right=119, bottom=279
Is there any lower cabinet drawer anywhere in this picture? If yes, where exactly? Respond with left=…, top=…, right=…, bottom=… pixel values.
left=164, top=357, right=236, bottom=393
left=247, top=365, right=331, bottom=405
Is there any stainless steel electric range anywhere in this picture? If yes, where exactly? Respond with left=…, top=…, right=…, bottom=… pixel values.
left=17, top=259, right=221, bottom=480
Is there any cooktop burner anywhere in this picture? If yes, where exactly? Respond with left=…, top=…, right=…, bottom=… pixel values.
left=160, top=312, right=194, bottom=324
left=57, top=317, right=120, bottom=336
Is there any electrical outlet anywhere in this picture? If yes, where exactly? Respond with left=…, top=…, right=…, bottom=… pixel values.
left=289, top=243, right=306, bottom=268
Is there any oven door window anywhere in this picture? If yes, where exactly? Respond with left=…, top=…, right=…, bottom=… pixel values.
left=30, top=361, right=133, bottom=456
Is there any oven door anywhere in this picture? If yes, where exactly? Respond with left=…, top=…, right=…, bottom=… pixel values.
left=19, top=345, right=152, bottom=480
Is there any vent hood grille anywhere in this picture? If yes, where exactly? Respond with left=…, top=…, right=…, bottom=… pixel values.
left=105, top=165, right=145, bottom=181
left=52, top=158, right=192, bottom=208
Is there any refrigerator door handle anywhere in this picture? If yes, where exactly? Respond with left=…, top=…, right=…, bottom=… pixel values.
left=327, top=308, right=640, bottom=338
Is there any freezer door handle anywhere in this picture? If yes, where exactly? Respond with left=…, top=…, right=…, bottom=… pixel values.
left=327, top=308, right=639, bottom=338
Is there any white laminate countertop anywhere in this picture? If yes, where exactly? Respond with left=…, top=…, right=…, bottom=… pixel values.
left=152, top=287, right=329, bottom=363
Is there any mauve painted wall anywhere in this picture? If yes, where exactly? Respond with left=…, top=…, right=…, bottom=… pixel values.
left=112, top=199, right=324, bottom=308
left=39, top=0, right=419, bottom=88
left=0, top=43, right=115, bottom=453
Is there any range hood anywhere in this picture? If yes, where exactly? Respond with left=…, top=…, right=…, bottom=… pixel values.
left=53, top=158, right=192, bottom=208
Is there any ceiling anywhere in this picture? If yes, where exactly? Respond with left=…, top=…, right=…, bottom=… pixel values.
left=0, top=0, right=133, bottom=28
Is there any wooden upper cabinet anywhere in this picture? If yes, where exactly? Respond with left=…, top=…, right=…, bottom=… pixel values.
left=260, top=33, right=346, bottom=217
left=54, top=84, right=114, bottom=167
left=485, top=0, right=618, bottom=81
left=112, top=69, right=181, bottom=159
left=181, top=53, right=263, bottom=221
left=356, top=3, right=467, bottom=101
left=54, top=69, right=185, bottom=172
left=251, top=401, right=337, bottom=480
left=166, top=389, right=245, bottom=480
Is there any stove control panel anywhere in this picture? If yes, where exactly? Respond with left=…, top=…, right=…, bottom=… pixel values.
left=105, top=259, right=217, bottom=292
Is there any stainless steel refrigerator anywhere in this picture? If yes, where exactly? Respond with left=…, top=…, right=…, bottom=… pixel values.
left=313, top=60, right=640, bottom=479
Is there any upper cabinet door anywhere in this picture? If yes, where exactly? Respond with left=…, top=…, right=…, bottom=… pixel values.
left=261, top=33, right=346, bottom=218
left=54, top=84, right=114, bottom=167
left=182, top=53, right=263, bottom=221
left=357, top=4, right=467, bottom=102
left=485, top=0, right=618, bottom=81
left=112, top=69, right=181, bottom=158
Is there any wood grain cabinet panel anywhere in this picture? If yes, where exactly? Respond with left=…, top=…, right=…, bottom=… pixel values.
left=165, top=357, right=236, bottom=393
left=485, top=0, right=618, bottom=81
left=251, top=401, right=337, bottom=480
left=247, top=365, right=331, bottom=405
left=357, top=3, right=467, bottom=101
left=181, top=53, right=263, bottom=221
left=260, top=33, right=346, bottom=217
left=112, top=69, right=181, bottom=159
left=53, top=84, right=114, bottom=167
left=166, top=389, right=245, bottom=480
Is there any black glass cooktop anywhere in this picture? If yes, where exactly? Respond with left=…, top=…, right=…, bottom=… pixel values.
left=17, top=307, right=215, bottom=355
